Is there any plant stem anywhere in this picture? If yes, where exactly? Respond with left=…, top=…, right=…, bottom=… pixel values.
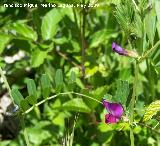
left=137, top=122, right=160, bottom=134
left=23, top=92, right=102, bottom=115
left=0, top=66, right=15, bottom=104
left=130, top=128, right=135, bottom=146
left=132, top=0, right=140, bottom=12
left=56, top=50, right=81, bottom=69
left=0, top=66, right=30, bottom=145
left=81, top=0, right=86, bottom=80
left=129, top=61, right=139, bottom=146
left=130, top=62, right=138, bottom=122
left=138, top=40, right=160, bottom=62
left=20, top=115, right=30, bottom=146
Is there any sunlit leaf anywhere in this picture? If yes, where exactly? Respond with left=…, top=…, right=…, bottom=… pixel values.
left=145, top=8, right=156, bottom=46
left=41, top=9, right=62, bottom=40
left=9, top=22, right=37, bottom=41
left=143, top=100, right=160, bottom=121
left=31, top=49, right=48, bottom=68
left=0, top=34, right=11, bottom=54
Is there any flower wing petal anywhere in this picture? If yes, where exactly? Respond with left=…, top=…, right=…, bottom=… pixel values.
left=103, top=100, right=123, bottom=118
left=105, top=114, right=120, bottom=124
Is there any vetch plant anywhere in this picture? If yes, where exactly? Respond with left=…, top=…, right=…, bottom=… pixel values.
left=1, top=0, right=160, bottom=145
left=110, top=39, right=160, bottom=146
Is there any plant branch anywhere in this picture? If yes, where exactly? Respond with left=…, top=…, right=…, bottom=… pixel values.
left=81, top=0, right=87, bottom=80
left=0, top=66, right=14, bottom=104
left=23, top=92, right=102, bottom=115
left=130, top=62, right=138, bottom=123
left=138, top=122, right=160, bottom=134
left=138, top=40, right=160, bottom=62
left=56, top=50, right=81, bottom=69
left=20, top=115, right=30, bottom=146
left=130, top=128, right=135, bottom=146
left=129, top=61, right=139, bottom=146
left=132, top=0, right=140, bottom=12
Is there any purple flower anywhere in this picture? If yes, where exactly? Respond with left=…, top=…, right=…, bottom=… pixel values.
left=112, top=42, right=139, bottom=58
left=102, top=99, right=123, bottom=124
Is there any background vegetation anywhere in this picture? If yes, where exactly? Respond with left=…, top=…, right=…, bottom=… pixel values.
left=0, top=0, right=160, bottom=145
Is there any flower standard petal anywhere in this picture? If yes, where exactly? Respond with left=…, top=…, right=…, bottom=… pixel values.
left=102, top=100, right=123, bottom=118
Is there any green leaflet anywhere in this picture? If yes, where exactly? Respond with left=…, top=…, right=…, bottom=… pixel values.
left=26, top=79, right=37, bottom=99
left=114, top=80, right=129, bottom=108
left=9, top=22, right=37, bottom=41
left=143, top=100, right=160, bottom=121
left=40, top=74, right=52, bottom=98
left=144, top=7, right=156, bottom=46
left=11, top=89, right=24, bottom=106
left=69, top=71, right=76, bottom=82
left=41, top=9, right=63, bottom=40
left=31, top=49, right=48, bottom=68
left=55, top=69, right=63, bottom=92
left=26, top=95, right=37, bottom=105
left=68, top=71, right=76, bottom=91
left=0, top=34, right=11, bottom=54
left=115, top=0, right=134, bottom=34
left=20, top=99, right=30, bottom=112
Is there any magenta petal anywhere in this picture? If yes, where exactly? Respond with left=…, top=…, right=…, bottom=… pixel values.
left=105, top=114, right=120, bottom=124
left=112, top=42, right=116, bottom=49
left=102, top=100, right=123, bottom=118
left=112, top=42, right=128, bottom=56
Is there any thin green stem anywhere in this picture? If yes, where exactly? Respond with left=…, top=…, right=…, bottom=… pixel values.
left=0, top=66, right=14, bottom=104
left=81, top=0, right=86, bottom=81
left=129, top=61, right=139, bottom=146
left=130, top=62, right=138, bottom=123
left=23, top=92, right=102, bottom=115
left=138, top=40, right=160, bottom=63
left=0, top=66, right=30, bottom=145
left=130, top=128, right=135, bottom=146
left=20, top=115, right=30, bottom=146
left=132, top=0, right=140, bottom=12
left=137, top=122, right=160, bottom=134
